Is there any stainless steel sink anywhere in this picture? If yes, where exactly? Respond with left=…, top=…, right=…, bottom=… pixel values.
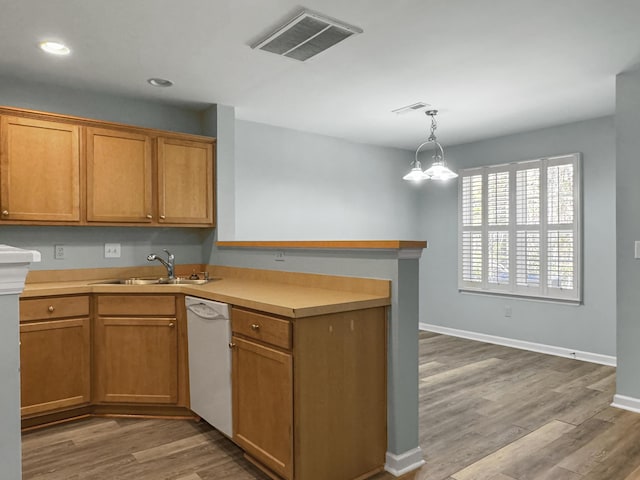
left=129, top=277, right=166, bottom=285
left=157, top=277, right=210, bottom=285
left=91, top=277, right=213, bottom=285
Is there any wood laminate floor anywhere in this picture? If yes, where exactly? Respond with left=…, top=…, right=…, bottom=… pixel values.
left=22, top=332, right=637, bottom=480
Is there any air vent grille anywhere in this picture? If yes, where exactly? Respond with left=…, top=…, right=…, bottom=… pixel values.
left=392, top=102, right=430, bottom=115
left=252, top=10, right=362, bottom=61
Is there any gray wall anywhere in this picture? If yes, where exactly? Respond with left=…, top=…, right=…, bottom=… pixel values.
left=0, top=77, right=211, bottom=270
left=419, top=116, right=617, bottom=357
left=233, top=120, right=421, bottom=240
left=212, top=121, right=426, bottom=458
left=616, top=69, right=640, bottom=397
left=1, top=227, right=209, bottom=271
left=213, top=106, right=236, bottom=241
left=0, top=75, right=203, bottom=134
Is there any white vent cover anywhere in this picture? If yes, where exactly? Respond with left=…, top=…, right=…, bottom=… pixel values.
left=392, top=102, right=430, bottom=115
left=251, top=9, right=363, bottom=61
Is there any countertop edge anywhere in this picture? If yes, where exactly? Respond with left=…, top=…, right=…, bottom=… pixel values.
left=216, top=240, right=427, bottom=250
left=20, top=282, right=390, bottom=318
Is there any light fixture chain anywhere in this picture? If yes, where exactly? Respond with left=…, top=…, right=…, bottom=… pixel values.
left=428, top=111, right=438, bottom=142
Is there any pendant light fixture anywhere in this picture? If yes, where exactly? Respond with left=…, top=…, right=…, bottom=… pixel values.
left=403, top=110, right=458, bottom=183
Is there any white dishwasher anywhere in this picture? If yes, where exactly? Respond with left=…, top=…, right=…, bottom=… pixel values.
left=185, top=296, right=233, bottom=438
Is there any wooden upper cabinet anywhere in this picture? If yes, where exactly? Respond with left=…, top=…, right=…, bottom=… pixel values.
left=0, top=116, right=80, bottom=222
left=86, top=127, right=153, bottom=223
left=157, top=137, right=214, bottom=225
left=0, top=107, right=215, bottom=227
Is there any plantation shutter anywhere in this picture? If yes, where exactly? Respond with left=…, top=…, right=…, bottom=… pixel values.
left=458, top=153, right=581, bottom=302
left=460, top=174, right=483, bottom=286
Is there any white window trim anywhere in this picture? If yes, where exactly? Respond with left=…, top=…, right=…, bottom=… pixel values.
left=458, top=153, right=582, bottom=303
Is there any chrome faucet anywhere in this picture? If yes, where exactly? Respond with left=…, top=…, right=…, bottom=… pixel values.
left=147, top=249, right=175, bottom=279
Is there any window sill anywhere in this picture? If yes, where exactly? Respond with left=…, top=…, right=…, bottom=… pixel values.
left=459, top=288, right=582, bottom=305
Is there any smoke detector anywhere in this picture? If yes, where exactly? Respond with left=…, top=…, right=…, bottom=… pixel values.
left=251, top=9, right=363, bottom=61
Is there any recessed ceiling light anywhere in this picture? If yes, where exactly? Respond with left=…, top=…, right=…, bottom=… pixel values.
left=147, top=78, right=174, bottom=88
left=39, top=41, right=70, bottom=55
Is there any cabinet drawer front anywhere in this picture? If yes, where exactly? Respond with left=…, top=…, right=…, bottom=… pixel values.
left=231, top=308, right=291, bottom=350
left=20, top=296, right=89, bottom=321
left=97, top=295, right=175, bottom=316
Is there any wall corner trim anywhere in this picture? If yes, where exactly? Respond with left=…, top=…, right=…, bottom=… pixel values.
left=0, top=246, right=41, bottom=295
left=419, top=323, right=617, bottom=367
left=385, top=447, right=425, bottom=477
left=397, top=248, right=424, bottom=259
left=611, top=394, right=640, bottom=414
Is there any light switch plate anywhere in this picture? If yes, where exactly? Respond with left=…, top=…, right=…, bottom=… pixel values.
left=105, top=243, right=121, bottom=258
left=635, top=241, right=640, bottom=259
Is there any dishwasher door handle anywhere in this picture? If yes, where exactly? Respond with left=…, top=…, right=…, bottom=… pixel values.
left=187, top=303, right=226, bottom=320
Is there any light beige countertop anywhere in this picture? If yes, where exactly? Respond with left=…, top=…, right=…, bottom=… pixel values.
left=21, top=266, right=391, bottom=318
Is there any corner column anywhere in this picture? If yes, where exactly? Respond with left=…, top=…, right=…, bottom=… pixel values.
left=0, top=245, right=41, bottom=480
left=385, top=248, right=426, bottom=475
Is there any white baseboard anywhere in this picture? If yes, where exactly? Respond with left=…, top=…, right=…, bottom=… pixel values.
left=385, top=447, right=425, bottom=477
left=419, top=323, right=617, bottom=367
left=611, top=394, right=640, bottom=413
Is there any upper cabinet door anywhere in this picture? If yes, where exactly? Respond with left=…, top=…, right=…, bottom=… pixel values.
left=86, top=127, right=153, bottom=223
left=0, top=116, right=81, bottom=222
left=157, top=137, right=214, bottom=226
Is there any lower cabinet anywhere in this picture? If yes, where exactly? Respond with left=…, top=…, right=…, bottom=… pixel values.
left=93, top=295, right=180, bottom=404
left=19, top=296, right=91, bottom=417
left=19, top=292, right=387, bottom=480
left=233, top=336, right=294, bottom=479
left=231, top=306, right=387, bottom=480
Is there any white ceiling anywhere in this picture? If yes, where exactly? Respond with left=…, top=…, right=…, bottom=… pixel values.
left=2, top=0, right=639, bottom=149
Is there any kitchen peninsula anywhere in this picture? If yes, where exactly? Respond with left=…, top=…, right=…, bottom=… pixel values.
left=20, top=262, right=393, bottom=480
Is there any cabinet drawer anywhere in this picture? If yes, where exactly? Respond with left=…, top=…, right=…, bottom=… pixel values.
left=97, top=295, right=175, bottom=316
left=21, top=296, right=89, bottom=321
left=231, top=308, right=291, bottom=350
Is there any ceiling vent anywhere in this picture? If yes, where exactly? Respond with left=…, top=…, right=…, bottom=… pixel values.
left=392, top=102, right=430, bottom=115
left=251, top=9, right=363, bottom=61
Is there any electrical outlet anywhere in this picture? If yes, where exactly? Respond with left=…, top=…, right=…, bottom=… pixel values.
left=104, top=243, right=121, bottom=258
left=504, top=306, right=512, bottom=317
left=275, top=251, right=286, bottom=262
left=54, top=245, right=65, bottom=260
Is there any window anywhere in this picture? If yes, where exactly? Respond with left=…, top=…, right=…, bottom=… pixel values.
left=458, top=153, right=581, bottom=302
